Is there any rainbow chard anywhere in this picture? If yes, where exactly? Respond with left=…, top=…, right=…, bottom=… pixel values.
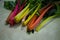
left=14, top=0, right=39, bottom=23
left=6, top=0, right=20, bottom=24
left=6, top=2, right=19, bottom=24
left=8, top=4, right=19, bottom=25
left=24, top=5, right=40, bottom=25
left=28, top=4, right=53, bottom=31
left=23, top=4, right=41, bottom=25
left=27, top=12, right=39, bottom=33
left=8, top=0, right=26, bottom=26
left=36, top=3, right=60, bottom=32
left=21, top=6, right=36, bottom=24
left=14, top=3, right=30, bottom=23
left=4, top=1, right=17, bottom=24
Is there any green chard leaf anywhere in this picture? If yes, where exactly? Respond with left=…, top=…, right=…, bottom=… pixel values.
left=55, top=4, right=60, bottom=16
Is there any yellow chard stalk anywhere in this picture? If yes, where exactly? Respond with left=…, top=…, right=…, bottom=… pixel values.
left=23, top=4, right=41, bottom=25
left=19, top=8, right=29, bottom=21
left=36, top=15, right=56, bottom=32
left=14, top=3, right=30, bottom=23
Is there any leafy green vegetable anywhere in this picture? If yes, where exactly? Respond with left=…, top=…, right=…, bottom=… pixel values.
left=4, top=1, right=15, bottom=10
left=55, top=4, right=60, bottom=16
left=44, top=7, right=56, bottom=18
left=42, top=0, right=60, bottom=4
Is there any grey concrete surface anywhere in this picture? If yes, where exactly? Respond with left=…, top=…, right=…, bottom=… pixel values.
left=0, top=0, right=60, bottom=40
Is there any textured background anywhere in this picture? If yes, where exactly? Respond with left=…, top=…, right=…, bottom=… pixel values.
left=0, top=0, right=60, bottom=40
